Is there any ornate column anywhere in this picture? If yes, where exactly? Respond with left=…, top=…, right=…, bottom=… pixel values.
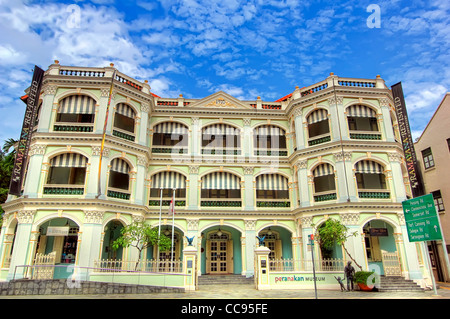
left=7, top=210, right=36, bottom=280
left=77, top=211, right=105, bottom=279
left=191, top=117, right=200, bottom=158
left=243, top=118, right=252, bottom=158
left=340, top=213, right=365, bottom=268
left=379, top=98, right=395, bottom=142
left=291, top=107, right=304, bottom=150
left=244, top=219, right=257, bottom=277
left=328, top=95, right=347, bottom=141
left=333, top=151, right=355, bottom=202
left=188, top=165, right=199, bottom=209
left=243, top=166, right=255, bottom=210
left=95, top=88, right=116, bottom=134
left=138, top=102, right=150, bottom=146
left=134, top=156, right=148, bottom=205
left=38, top=85, right=57, bottom=133
left=296, top=159, right=310, bottom=207
left=23, top=144, right=46, bottom=198
left=388, top=153, right=407, bottom=202
left=299, top=216, right=313, bottom=262
left=87, top=146, right=110, bottom=198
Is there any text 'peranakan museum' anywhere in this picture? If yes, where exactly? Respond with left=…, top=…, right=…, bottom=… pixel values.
left=0, top=61, right=434, bottom=291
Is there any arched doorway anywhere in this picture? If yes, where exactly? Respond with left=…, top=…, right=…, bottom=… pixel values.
left=362, top=219, right=399, bottom=276
left=257, top=226, right=293, bottom=260
left=36, top=217, right=80, bottom=279
left=201, top=226, right=242, bottom=275
left=101, top=220, right=124, bottom=260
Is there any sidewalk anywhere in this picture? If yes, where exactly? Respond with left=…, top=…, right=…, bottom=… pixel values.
left=2, top=283, right=450, bottom=299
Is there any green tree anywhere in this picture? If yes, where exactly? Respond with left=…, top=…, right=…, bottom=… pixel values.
left=0, top=138, right=18, bottom=221
left=314, top=218, right=362, bottom=270
left=112, top=221, right=172, bottom=270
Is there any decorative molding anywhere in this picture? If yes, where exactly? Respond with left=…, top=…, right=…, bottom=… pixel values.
left=189, top=165, right=199, bottom=174
left=92, top=146, right=110, bottom=157
left=244, top=219, right=256, bottom=231
left=140, top=102, right=150, bottom=113
left=243, top=118, right=251, bottom=126
left=137, top=156, right=148, bottom=167
left=43, top=85, right=57, bottom=96
left=378, top=98, right=390, bottom=108
left=299, top=216, right=313, bottom=228
left=296, top=159, right=308, bottom=169
left=388, top=153, right=402, bottom=162
left=328, top=96, right=343, bottom=106
left=17, top=210, right=35, bottom=224
left=205, top=97, right=237, bottom=108
left=29, top=144, right=46, bottom=156
left=132, top=214, right=145, bottom=223
left=340, top=213, right=360, bottom=226
left=187, top=219, right=199, bottom=231
left=84, top=211, right=104, bottom=224
left=397, top=212, right=405, bottom=225
left=293, top=107, right=302, bottom=118
left=243, top=166, right=254, bottom=175
left=333, top=151, right=352, bottom=162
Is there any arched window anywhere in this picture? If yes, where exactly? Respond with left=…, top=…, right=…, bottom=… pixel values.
left=307, top=109, right=330, bottom=145
left=253, top=125, right=287, bottom=156
left=55, top=95, right=95, bottom=132
left=346, top=104, right=381, bottom=140
left=355, top=160, right=390, bottom=199
left=201, top=172, right=241, bottom=207
left=202, top=124, right=241, bottom=155
left=113, top=103, right=136, bottom=141
left=152, top=122, right=188, bottom=154
left=107, top=158, right=131, bottom=200
left=255, top=173, right=290, bottom=207
left=312, top=163, right=337, bottom=202
left=149, top=171, right=187, bottom=206
left=47, top=153, right=88, bottom=185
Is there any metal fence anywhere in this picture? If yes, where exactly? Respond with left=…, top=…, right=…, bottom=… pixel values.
left=268, top=258, right=345, bottom=272
left=93, top=259, right=183, bottom=273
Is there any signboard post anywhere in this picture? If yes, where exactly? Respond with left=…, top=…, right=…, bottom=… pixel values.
left=402, top=194, right=442, bottom=242
left=308, top=234, right=317, bottom=299
left=403, top=194, right=443, bottom=295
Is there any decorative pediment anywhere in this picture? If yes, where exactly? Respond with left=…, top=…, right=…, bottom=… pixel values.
left=187, top=91, right=253, bottom=109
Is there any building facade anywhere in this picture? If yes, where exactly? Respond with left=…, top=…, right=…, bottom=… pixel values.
left=414, top=92, right=450, bottom=282
left=0, top=61, right=433, bottom=287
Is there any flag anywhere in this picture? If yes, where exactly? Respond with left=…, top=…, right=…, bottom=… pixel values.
left=168, top=196, right=175, bottom=216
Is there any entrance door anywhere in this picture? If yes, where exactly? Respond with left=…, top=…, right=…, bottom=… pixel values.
left=206, top=233, right=233, bottom=274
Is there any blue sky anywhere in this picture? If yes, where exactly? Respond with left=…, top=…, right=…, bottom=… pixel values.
left=0, top=0, right=449, bottom=145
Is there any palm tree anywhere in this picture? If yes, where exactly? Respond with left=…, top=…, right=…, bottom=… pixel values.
left=2, top=138, right=18, bottom=155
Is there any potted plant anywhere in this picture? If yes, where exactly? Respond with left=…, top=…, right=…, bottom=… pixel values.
left=353, top=271, right=376, bottom=291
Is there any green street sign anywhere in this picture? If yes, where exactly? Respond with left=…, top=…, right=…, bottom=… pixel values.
left=402, top=194, right=443, bottom=242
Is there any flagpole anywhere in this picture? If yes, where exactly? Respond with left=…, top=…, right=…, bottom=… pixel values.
left=171, top=188, right=175, bottom=272
left=157, top=187, right=163, bottom=264
left=96, top=70, right=116, bottom=198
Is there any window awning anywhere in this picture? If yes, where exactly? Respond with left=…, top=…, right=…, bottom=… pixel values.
left=202, top=172, right=241, bottom=190
left=355, top=160, right=384, bottom=174
left=50, top=153, right=88, bottom=168
left=58, top=95, right=95, bottom=114
left=256, top=173, right=289, bottom=190
left=115, top=103, right=135, bottom=118
left=347, top=104, right=377, bottom=118
left=313, top=163, right=335, bottom=177
left=307, top=109, right=328, bottom=124
left=203, top=124, right=240, bottom=135
left=153, top=122, right=188, bottom=134
left=110, top=158, right=130, bottom=174
left=253, top=125, right=285, bottom=136
left=151, top=171, right=186, bottom=189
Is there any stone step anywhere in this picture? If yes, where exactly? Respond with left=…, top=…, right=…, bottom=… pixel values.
left=376, top=276, right=424, bottom=292
left=198, top=275, right=254, bottom=285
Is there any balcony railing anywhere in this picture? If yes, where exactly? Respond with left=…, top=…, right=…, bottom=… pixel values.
left=254, top=149, right=288, bottom=156
left=54, top=123, right=93, bottom=132
left=308, top=134, right=331, bottom=146
left=358, top=190, right=390, bottom=199
left=148, top=199, right=186, bottom=207
left=349, top=131, right=382, bottom=140
left=107, top=188, right=131, bottom=200
left=314, top=191, right=337, bottom=202
left=202, top=148, right=242, bottom=155
left=200, top=199, right=242, bottom=207
left=43, top=185, right=85, bottom=195
left=256, top=200, right=290, bottom=208
left=151, top=146, right=188, bottom=154
left=269, top=258, right=345, bottom=272
left=93, top=259, right=182, bottom=273
left=112, top=128, right=135, bottom=141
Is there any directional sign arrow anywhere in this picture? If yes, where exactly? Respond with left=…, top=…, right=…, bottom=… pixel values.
left=434, top=225, right=438, bottom=232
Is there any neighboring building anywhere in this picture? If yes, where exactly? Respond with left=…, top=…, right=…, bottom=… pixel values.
left=415, top=93, right=450, bottom=282
left=0, top=61, right=434, bottom=288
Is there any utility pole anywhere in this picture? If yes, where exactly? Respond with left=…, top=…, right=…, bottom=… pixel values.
left=308, top=234, right=318, bottom=299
